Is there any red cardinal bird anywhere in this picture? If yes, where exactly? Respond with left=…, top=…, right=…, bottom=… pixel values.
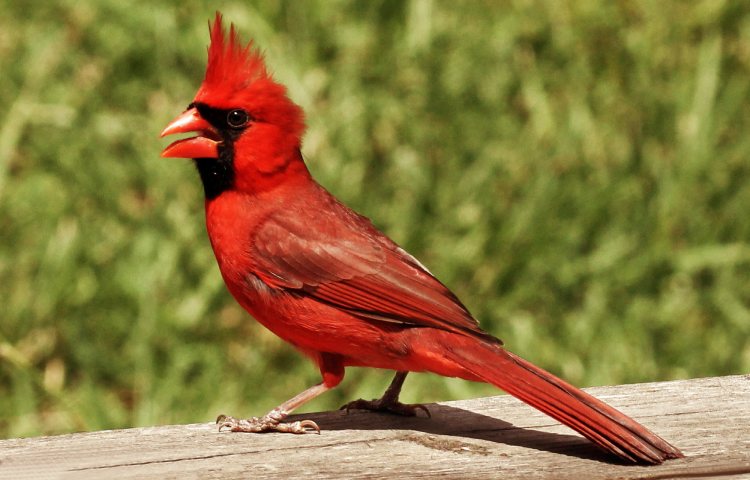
left=160, top=14, right=682, bottom=464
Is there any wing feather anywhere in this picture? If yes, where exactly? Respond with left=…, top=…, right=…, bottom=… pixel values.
left=251, top=199, right=498, bottom=343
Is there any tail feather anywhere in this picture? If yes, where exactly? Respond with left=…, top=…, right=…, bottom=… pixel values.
left=445, top=341, right=683, bottom=464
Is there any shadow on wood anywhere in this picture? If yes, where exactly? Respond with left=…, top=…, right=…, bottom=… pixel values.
left=298, top=403, right=610, bottom=463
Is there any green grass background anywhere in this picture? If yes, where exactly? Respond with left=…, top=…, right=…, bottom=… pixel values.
left=2, top=0, right=749, bottom=439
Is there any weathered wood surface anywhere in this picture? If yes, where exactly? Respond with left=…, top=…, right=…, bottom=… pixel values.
left=0, top=375, right=748, bottom=479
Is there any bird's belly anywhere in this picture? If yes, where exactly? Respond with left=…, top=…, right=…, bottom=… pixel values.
left=225, top=277, right=414, bottom=368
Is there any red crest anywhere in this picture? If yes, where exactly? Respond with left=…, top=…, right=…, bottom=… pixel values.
left=196, top=13, right=270, bottom=104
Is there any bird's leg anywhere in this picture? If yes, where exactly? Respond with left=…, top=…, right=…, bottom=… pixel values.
left=218, top=353, right=344, bottom=434
left=340, top=371, right=430, bottom=417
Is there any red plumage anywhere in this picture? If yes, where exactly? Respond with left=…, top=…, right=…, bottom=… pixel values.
left=159, top=13, right=683, bottom=464
left=198, top=16, right=269, bottom=105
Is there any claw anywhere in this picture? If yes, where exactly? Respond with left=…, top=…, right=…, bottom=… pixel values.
left=214, top=413, right=320, bottom=434
left=414, top=404, right=432, bottom=419
left=299, top=419, right=321, bottom=434
left=216, top=414, right=228, bottom=432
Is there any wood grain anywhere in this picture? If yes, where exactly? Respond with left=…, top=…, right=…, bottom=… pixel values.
left=1, top=375, right=748, bottom=479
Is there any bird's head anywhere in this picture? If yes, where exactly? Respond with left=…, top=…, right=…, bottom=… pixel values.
left=161, top=13, right=307, bottom=198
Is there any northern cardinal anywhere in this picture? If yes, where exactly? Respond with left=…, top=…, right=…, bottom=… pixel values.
left=160, top=13, right=682, bottom=464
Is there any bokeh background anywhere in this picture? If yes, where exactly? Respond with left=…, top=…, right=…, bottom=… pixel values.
left=2, top=0, right=749, bottom=439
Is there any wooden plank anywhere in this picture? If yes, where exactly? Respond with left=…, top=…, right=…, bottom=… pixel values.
left=0, top=375, right=748, bottom=479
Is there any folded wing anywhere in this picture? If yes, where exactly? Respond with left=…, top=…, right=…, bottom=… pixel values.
left=250, top=200, right=498, bottom=344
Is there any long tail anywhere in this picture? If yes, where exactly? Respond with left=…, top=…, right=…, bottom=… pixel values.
left=441, top=338, right=683, bottom=464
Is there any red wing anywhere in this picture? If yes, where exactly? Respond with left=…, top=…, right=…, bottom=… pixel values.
left=251, top=204, right=497, bottom=342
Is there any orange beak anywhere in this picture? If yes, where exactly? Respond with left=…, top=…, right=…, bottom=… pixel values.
left=160, top=107, right=220, bottom=158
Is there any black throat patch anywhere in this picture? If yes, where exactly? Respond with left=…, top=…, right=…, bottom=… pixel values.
left=195, top=147, right=234, bottom=200
left=191, top=102, right=249, bottom=200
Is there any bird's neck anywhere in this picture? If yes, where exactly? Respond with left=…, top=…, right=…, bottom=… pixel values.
left=233, top=147, right=312, bottom=195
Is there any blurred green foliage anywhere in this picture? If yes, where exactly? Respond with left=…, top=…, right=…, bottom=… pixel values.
left=1, top=0, right=749, bottom=439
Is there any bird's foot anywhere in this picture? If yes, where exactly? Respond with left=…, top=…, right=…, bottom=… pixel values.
left=340, top=397, right=431, bottom=418
left=216, top=409, right=320, bottom=434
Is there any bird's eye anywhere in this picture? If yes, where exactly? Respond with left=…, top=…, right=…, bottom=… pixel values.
left=226, top=109, right=249, bottom=128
